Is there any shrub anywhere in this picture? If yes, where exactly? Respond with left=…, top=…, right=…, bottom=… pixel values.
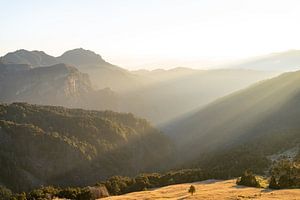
left=269, top=175, right=279, bottom=189
left=0, top=185, right=12, bottom=200
left=188, top=185, right=196, bottom=195
left=236, top=170, right=261, bottom=188
left=270, top=159, right=300, bottom=189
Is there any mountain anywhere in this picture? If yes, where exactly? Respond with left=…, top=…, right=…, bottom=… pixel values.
left=224, top=50, right=300, bottom=71
left=1, top=49, right=142, bottom=91
left=164, top=70, right=300, bottom=175
left=58, top=48, right=144, bottom=91
left=0, top=62, right=119, bottom=111
left=0, top=49, right=276, bottom=124
left=125, top=69, right=275, bottom=124
left=1, top=49, right=58, bottom=67
left=0, top=103, right=173, bottom=191
left=0, top=62, right=92, bottom=104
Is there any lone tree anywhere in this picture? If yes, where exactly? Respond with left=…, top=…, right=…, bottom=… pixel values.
left=188, top=185, right=196, bottom=195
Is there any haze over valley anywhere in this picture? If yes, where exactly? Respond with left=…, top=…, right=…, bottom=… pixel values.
left=1, top=1, right=300, bottom=199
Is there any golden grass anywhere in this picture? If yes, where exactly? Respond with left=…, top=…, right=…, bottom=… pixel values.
left=102, top=179, right=300, bottom=200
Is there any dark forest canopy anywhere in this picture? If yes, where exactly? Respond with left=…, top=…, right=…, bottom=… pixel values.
left=0, top=103, right=173, bottom=191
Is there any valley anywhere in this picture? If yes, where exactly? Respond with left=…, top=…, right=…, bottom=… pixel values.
left=2, top=1, right=300, bottom=199
left=1, top=48, right=300, bottom=199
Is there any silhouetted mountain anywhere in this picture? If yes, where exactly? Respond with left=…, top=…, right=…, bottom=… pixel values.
left=165, top=70, right=300, bottom=175
left=0, top=103, right=173, bottom=191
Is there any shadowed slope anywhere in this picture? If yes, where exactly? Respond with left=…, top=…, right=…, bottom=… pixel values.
left=0, top=103, right=173, bottom=191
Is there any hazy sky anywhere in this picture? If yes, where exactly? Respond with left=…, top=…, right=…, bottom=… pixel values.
left=1, top=0, right=300, bottom=69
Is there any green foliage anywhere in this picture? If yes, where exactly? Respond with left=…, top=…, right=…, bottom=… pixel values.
left=0, top=185, right=12, bottom=200
left=11, top=192, right=27, bottom=200
left=57, top=187, right=93, bottom=200
left=27, top=186, right=59, bottom=200
left=101, top=168, right=207, bottom=195
left=236, top=170, right=261, bottom=188
left=188, top=185, right=196, bottom=195
left=270, top=159, right=300, bottom=189
left=1, top=186, right=94, bottom=200
left=0, top=103, right=172, bottom=191
left=269, top=175, right=279, bottom=189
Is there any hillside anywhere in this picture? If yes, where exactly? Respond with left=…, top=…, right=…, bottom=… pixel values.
left=126, top=69, right=274, bottom=124
left=103, top=179, right=300, bottom=200
left=0, top=62, right=92, bottom=104
left=0, top=61, right=119, bottom=110
left=164, top=70, right=300, bottom=175
left=0, top=103, right=173, bottom=191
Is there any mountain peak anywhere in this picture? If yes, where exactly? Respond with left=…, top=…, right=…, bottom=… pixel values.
left=59, top=48, right=106, bottom=66
left=1, top=49, right=57, bottom=67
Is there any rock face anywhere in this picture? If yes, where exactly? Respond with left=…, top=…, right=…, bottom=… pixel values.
left=0, top=62, right=92, bottom=106
left=1, top=48, right=141, bottom=91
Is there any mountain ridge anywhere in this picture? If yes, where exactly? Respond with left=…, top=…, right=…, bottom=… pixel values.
left=164, top=70, right=300, bottom=174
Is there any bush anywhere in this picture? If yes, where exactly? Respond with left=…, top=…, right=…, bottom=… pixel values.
left=270, top=159, right=300, bottom=189
left=269, top=175, right=279, bottom=189
left=57, top=187, right=93, bottom=200
left=188, top=185, right=196, bottom=195
left=0, top=185, right=12, bottom=200
left=236, top=170, right=261, bottom=188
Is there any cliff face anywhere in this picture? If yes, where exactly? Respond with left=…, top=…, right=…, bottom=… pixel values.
left=1, top=48, right=140, bottom=91
left=0, top=63, right=93, bottom=106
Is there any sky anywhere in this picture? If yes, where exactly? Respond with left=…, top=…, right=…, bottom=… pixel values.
left=1, top=0, right=300, bottom=69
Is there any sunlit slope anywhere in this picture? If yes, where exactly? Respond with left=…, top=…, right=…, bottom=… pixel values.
left=165, top=70, right=300, bottom=170
left=123, top=69, right=274, bottom=124
left=1, top=49, right=275, bottom=124
left=103, top=179, right=300, bottom=200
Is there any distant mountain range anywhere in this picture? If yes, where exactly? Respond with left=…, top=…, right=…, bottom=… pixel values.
left=1, top=48, right=296, bottom=125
